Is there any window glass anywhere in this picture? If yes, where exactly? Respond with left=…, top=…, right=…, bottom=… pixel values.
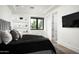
left=31, top=19, right=36, bottom=29
left=38, top=19, right=44, bottom=29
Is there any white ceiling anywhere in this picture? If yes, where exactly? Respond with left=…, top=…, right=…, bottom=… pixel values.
left=8, top=5, right=59, bottom=15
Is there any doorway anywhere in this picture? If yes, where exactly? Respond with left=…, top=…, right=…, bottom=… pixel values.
left=51, top=12, right=58, bottom=43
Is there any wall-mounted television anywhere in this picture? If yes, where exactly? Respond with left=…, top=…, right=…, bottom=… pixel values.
left=62, top=12, right=79, bottom=27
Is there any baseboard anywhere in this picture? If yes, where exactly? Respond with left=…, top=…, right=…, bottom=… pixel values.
left=57, top=40, right=79, bottom=53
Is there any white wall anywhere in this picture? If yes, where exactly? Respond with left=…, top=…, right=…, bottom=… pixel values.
left=45, top=13, right=53, bottom=40
left=46, top=5, right=79, bottom=53
left=11, top=14, right=48, bottom=37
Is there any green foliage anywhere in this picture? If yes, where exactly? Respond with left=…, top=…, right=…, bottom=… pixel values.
left=38, top=20, right=43, bottom=29
left=31, top=21, right=36, bottom=29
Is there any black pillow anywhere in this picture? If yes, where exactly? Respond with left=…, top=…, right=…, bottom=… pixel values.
left=10, top=29, right=19, bottom=41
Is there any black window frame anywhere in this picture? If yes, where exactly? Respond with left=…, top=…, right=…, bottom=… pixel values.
left=30, top=17, right=44, bottom=30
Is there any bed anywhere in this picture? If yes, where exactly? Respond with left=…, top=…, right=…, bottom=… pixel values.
left=0, top=19, right=56, bottom=54
left=0, top=35, right=56, bottom=54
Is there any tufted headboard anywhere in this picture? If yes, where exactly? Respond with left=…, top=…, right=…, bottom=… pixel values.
left=0, top=19, right=11, bottom=31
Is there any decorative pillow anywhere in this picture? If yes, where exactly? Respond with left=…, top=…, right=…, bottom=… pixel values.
left=1, top=30, right=12, bottom=45
left=10, top=29, right=19, bottom=40
left=17, top=31, right=22, bottom=39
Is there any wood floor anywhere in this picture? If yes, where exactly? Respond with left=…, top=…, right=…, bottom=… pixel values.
left=51, top=39, right=78, bottom=54
left=55, top=44, right=78, bottom=54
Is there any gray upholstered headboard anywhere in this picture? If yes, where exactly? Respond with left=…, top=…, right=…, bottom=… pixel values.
left=0, top=19, right=11, bottom=31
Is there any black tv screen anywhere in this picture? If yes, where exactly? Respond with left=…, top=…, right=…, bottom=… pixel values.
left=62, top=12, right=79, bottom=27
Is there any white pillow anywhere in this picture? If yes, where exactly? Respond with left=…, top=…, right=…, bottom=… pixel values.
left=1, top=30, right=12, bottom=45
left=18, top=31, right=23, bottom=39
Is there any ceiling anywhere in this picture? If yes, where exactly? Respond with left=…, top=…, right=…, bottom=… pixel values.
left=8, top=5, right=59, bottom=15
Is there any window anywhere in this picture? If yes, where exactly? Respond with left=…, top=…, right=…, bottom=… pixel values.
left=30, top=17, right=44, bottom=30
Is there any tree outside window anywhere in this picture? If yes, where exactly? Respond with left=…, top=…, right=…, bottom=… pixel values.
left=30, top=17, right=44, bottom=30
